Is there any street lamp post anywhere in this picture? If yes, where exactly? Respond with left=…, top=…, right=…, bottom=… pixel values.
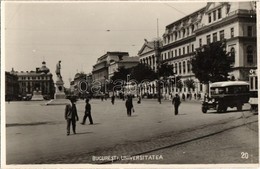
left=127, top=74, right=130, bottom=95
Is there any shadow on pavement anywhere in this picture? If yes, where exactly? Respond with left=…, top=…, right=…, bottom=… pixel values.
left=75, top=132, right=93, bottom=135
left=206, top=109, right=251, bottom=114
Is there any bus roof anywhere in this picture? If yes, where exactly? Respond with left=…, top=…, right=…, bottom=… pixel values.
left=210, top=81, right=249, bottom=88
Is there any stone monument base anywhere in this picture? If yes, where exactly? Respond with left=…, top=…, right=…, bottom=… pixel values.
left=54, top=93, right=66, bottom=99
left=31, top=91, right=44, bottom=101
left=45, top=99, right=70, bottom=105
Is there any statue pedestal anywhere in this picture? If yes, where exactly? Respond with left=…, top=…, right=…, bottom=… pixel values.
left=54, top=80, right=66, bottom=99
left=31, top=90, right=44, bottom=101
left=46, top=78, right=69, bottom=105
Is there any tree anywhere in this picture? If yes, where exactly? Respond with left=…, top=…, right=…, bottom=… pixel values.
left=130, top=63, right=157, bottom=83
left=159, top=63, right=174, bottom=78
left=110, top=66, right=130, bottom=82
left=176, top=80, right=183, bottom=91
left=191, top=41, right=232, bottom=84
left=184, top=79, right=195, bottom=92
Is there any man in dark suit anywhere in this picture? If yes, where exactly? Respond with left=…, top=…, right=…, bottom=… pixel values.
left=125, top=95, right=133, bottom=116
left=172, top=94, right=181, bottom=115
left=81, top=98, right=93, bottom=125
left=65, top=98, right=79, bottom=135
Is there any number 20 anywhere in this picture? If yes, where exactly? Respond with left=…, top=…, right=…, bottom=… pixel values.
left=241, top=152, right=249, bottom=159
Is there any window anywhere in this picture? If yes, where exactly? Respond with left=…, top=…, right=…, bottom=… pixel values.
left=247, top=45, right=253, bottom=63
left=191, top=25, right=195, bottom=32
left=192, top=44, right=194, bottom=52
left=230, top=47, right=235, bottom=64
left=218, top=8, right=222, bottom=19
left=206, top=35, right=211, bottom=44
left=199, top=38, right=202, bottom=47
left=187, top=27, right=190, bottom=36
left=187, top=46, right=190, bottom=53
left=175, top=49, right=177, bottom=57
left=213, top=32, right=218, bottom=42
left=220, top=30, right=225, bottom=41
left=179, top=31, right=181, bottom=38
left=175, top=63, right=178, bottom=74
left=183, top=47, right=185, bottom=55
left=231, top=28, right=234, bottom=38
left=183, top=29, right=186, bottom=37
left=179, top=62, right=182, bottom=74
left=208, top=13, right=211, bottom=23
left=183, top=61, right=186, bottom=74
left=248, top=26, right=252, bottom=37
left=179, top=48, right=181, bottom=56
left=175, top=32, right=178, bottom=40
left=168, top=51, right=170, bottom=59
left=213, top=10, right=216, bottom=21
left=187, top=60, right=191, bottom=72
left=172, top=51, right=174, bottom=58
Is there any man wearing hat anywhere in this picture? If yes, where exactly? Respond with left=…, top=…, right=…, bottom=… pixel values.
left=65, top=97, right=79, bottom=135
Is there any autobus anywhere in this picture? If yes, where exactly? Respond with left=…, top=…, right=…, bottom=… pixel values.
left=249, top=69, right=258, bottom=113
left=202, top=81, right=250, bottom=113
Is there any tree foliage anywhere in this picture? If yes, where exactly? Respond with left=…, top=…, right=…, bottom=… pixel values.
left=159, top=63, right=174, bottom=77
left=110, top=66, right=130, bottom=82
left=191, top=41, right=232, bottom=84
left=184, top=79, right=195, bottom=92
left=176, top=80, right=183, bottom=90
left=130, top=63, right=157, bottom=83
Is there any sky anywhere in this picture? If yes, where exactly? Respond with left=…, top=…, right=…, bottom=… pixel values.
left=4, top=1, right=206, bottom=87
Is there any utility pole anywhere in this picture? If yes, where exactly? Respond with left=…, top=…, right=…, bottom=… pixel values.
left=155, top=18, right=161, bottom=104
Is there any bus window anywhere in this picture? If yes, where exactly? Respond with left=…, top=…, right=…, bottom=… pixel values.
left=250, top=77, right=254, bottom=90
left=256, top=77, right=258, bottom=90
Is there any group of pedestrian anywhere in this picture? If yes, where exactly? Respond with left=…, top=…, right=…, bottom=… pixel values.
left=65, top=93, right=183, bottom=135
left=65, top=97, right=93, bottom=136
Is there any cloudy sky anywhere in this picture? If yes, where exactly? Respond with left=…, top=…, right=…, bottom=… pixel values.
left=4, top=1, right=206, bottom=87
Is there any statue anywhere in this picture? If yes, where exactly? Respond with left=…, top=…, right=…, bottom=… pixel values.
left=56, top=60, right=62, bottom=80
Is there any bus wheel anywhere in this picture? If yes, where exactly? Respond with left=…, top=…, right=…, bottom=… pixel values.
left=202, top=107, right=207, bottom=113
left=222, top=106, right=227, bottom=113
left=237, top=105, right=242, bottom=111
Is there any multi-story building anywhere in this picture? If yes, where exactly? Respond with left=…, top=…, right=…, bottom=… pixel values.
left=138, top=2, right=257, bottom=98
left=5, top=71, right=19, bottom=101
left=108, top=56, right=139, bottom=79
left=10, top=61, right=55, bottom=99
left=92, top=51, right=139, bottom=94
left=138, top=39, right=163, bottom=72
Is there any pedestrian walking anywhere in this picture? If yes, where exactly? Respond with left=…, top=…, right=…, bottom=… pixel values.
left=65, top=98, right=79, bottom=136
left=81, top=98, right=93, bottom=125
left=172, top=94, right=181, bottom=115
left=137, top=95, right=141, bottom=104
left=182, top=93, right=185, bottom=101
left=125, top=95, right=133, bottom=116
left=111, top=94, right=115, bottom=105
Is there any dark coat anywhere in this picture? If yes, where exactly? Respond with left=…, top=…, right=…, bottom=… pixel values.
left=125, top=99, right=133, bottom=109
left=65, top=103, right=78, bottom=121
left=85, top=103, right=91, bottom=114
left=172, top=96, right=181, bottom=106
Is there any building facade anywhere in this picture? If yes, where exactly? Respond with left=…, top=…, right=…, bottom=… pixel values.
left=5, top=71, right=19, bottom=101
left=138, top=2, right=257, bottom=99
left=10, top=61, right=55, bottom=99
left=92, top=51, right=139, bottom=94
